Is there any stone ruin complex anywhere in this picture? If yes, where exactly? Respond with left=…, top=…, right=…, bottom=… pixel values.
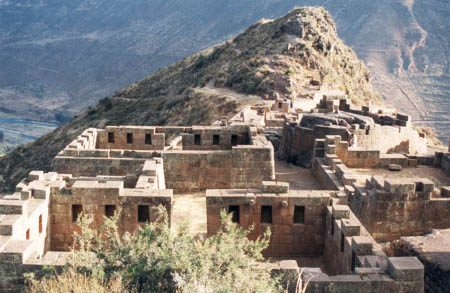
left=0, top=91, right=449, bottom=292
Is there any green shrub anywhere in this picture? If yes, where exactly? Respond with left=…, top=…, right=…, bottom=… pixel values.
left=30, top=207, right=281, bottom=293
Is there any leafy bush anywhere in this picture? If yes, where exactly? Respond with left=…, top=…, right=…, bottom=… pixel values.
left=30, top=207, right=281, bottom=293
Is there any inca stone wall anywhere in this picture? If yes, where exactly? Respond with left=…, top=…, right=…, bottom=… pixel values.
left=163, top=144, right=275, bottom=191
left=50, top=180, right=172, bottom=251
left=97, top=126, right=166, bottom=150
left=206, top=189, right=331, bottom=256
left=350, top=177, right=450, bottom=241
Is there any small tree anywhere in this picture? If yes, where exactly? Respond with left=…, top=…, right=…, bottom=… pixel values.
left=31, top=207, right=282, bottom=293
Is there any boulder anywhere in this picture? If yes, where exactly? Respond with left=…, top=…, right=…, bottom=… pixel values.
left=388, top=164, right=402, bottom=171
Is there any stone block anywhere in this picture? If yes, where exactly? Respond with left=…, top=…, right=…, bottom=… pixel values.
left=351, top=236, right=373, bottom=255
left=341, top=218, right=360, bottom=236
left=28, top=171, right=44, bottom=181
left=407, top=159, right=417, bottom=167
left=441, top=187, right=450, bottom=198
left=388, top=164, right=402, bottom=171
left=332, top=205, right=350, bottom=219
left=387, top=257, right=424, bottom=281
left=384, top=179, right=415, bottom=194
left=396, top=113, right=411, bottom=121
left=262, top=181, right=289, bottom=194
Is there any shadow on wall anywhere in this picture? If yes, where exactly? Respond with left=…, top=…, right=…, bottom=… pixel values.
left=387, top=140, right=410, bottom=154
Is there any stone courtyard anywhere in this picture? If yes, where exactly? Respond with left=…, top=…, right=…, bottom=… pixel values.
left=0, top=90, right=449, bottom=292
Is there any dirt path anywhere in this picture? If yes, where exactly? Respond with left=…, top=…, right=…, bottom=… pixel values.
left=192, top=85, right=262, bottom=103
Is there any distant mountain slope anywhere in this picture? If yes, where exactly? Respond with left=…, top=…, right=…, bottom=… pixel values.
left=0, top=7, right=379, bottom=192
left=1, top=1, right=448, bottom=143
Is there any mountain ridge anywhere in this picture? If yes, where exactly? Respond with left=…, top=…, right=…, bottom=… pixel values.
left=0, top=7, right=380, bottom=193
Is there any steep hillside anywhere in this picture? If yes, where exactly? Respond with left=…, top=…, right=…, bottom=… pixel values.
left=0, top=0, right=305, bottom=121
left=0, top=7, right=379, bottom=192
left=338, top=0, right=450, bottom=142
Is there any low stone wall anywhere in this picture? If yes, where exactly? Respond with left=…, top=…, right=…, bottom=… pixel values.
left=321, top=135, right=409, bottom=169
left=53, top=156, right=149, bottom=177
left=206, top=189, right=331, bottom=256
left=350, top=176, right=450, bottom=241
left=440, top=153, right=450, bottom=176
left=311, top=157, right=344, bottom=191
left=353, top=124, right=426, bottom=154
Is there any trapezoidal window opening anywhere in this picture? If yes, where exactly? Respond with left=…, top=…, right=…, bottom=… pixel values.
left=415, top=182, right=424, bottom=192
left=145, top=134, right=152, bottom=145
left=341, top=232, right=345, bottom=252
left=229, top=205, right=240, bottom=224
left=26, top=229, right=30, bottom=240
left=261, top=205, right=272, bottom=224
left=331, top=216, right=335, bottom=235
left=213, top=134, right=220, bottom=146
left=293, top=206, right=305, bottom=224
left=105, top=205, right=116, bottom=218
left=72, top=204, right=83, bottom=222
left=138, top=205, right=150, bottom=223
left=351, top=251, right=356, bottom=271
left=108, top=132, right=115, bottom=143
left=231, top=134, right=238, bottom=146
left=38, top=214, right=43, bottom=233
left=194, top=134, right=201, bottom=146
left=127, top=133, right=133, bottom=144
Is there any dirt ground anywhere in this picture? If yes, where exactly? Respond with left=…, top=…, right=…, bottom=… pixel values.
left=352, top=166, right=450, bottom=188
left=275, top=159, right=322, bottom=190
left=171, top=192, right=207, bottom=236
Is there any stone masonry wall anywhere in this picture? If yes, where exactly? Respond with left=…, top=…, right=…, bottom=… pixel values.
left=206, top=189, right=331, bottom=256
left=163, top=140, right=275, bottom=191
left=97, top=126, right=166, bottom=150
left=350, top=176, right=450, bottom=241
left=50, top=180, right=172, bottom=251
left=53, top=156, right=148, bottom=177
left=181, top=125, right=250, bottom=151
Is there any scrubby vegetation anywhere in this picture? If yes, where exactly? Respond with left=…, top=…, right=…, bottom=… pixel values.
left=27, top=208, right=285, bottom=293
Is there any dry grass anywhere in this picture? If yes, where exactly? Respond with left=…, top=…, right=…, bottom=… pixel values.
left=294, top=268, right=311, bottom=293
left=27, top=268, right=126, bottom=293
